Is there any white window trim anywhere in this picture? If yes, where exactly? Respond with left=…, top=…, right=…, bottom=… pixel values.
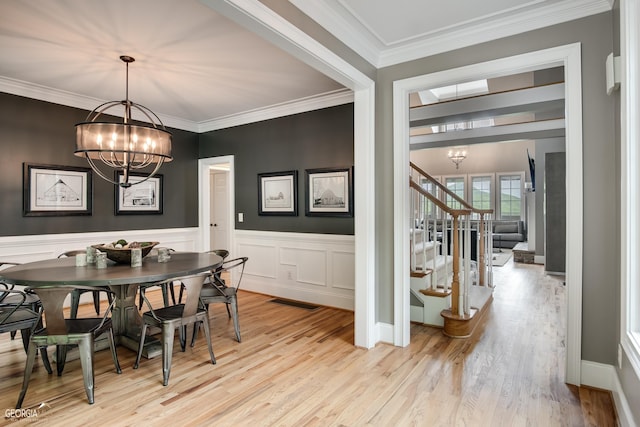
left=621, top=0, right=640, bottom=377
left=468, top=173, right=496, bottom=214
left=442, top=174, right=466, bottom=209
left=496, top=171, right=525, bottom=220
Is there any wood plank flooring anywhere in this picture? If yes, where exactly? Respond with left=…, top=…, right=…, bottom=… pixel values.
left=0, top=259, right=617, bottom=426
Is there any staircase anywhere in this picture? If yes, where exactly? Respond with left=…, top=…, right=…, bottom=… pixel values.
left=409, top=162, right=494, bottom=337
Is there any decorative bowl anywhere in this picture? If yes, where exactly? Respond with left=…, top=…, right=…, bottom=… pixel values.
left=92, top=242, right=159, bottom=264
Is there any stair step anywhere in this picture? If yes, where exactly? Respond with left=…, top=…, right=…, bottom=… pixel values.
left=410, top=268, right=433, bottom=278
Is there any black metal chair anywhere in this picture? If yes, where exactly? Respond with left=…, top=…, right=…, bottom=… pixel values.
left=0, top=285, right=52, bottom=374
left=16, top=285, right=121, bottom=408
left=57, top=251, right=113, bottom=317
left=198, top=257, right=248, bottom=343
left=175, top=249, right=230, bottom=306
left=137, top=248, right=178, bottom=310
left=134, top=274, right=216, bottom=386
left=1, top=262, right=41, bottom=342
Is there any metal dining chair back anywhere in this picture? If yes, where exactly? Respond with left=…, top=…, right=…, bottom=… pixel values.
left=199, top=257, right=248, bottom=342
left=58, top=251, right=113, bottom=317
left=1, top=262, right=42, bottom=343
left=0, top=285, right=52, bottom=374
left=134, top=273, right=216, bottom=386
left=16, top=285, right=121, bottom=408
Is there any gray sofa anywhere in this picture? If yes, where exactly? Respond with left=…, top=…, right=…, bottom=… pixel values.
left=492, top=220, right=525, bottom=249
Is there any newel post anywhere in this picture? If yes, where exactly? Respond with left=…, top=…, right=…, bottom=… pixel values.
left=451, top=213, right=460, bottom=315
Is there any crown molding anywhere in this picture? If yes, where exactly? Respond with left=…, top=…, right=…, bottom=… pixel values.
left=0, top=75, right=353, bottom=134
left=0, top=75, right=200, bottom=132
left=196, top=88, right=353, bottom=133
left=290, top=0, right=380, bottom=67
left=378, top=0, right=612, bottom=67
left=294, top=0, right=612, bottom=68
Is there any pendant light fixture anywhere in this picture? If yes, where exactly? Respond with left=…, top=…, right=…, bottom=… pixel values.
left=74, top=55, right=172, bottom=188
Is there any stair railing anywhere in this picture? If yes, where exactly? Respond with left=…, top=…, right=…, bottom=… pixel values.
left=410, top=162, right=494, bottom=288
left=410, top=178, right=473, bottom=316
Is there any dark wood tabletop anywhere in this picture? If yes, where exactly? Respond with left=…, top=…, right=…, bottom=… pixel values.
left=0, top=252, right=223, bottom=287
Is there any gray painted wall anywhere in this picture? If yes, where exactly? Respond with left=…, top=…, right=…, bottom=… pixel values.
left=534, top=138, right=566, bottom=256
left=545, top=152, right=566, bottom=273
left=0, top=92, right=199, bottom=237
left=376, top=12, right=618, bottom=365
left=199, top=104, right=355, bottom=235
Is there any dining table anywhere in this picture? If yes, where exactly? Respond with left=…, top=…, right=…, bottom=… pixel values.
left=0, top=251, right=223, bottom=359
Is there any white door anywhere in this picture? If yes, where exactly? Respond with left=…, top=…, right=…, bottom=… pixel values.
left=210, top=170, right=229, bottom=251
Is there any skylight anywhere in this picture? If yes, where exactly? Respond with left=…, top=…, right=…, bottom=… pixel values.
left=418, top=79, right=489, bottom=105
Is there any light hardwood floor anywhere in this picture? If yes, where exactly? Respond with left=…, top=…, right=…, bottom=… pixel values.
left=0, top=257, right=617, bottom=426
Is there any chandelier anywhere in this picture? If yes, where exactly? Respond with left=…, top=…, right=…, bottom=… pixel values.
left=448, top=148, right=467, bottom=169
left=74, top=56, right=172, bottom=188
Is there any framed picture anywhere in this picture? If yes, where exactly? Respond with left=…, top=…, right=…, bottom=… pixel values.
left=115, top=172, right=163, bottom=215
left=23, top=163, right=92, bottom=216
left=258, top=170, right=297, bottom=216
left=305, top=167, right=353, bottom=217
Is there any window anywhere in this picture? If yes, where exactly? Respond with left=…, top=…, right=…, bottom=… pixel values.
left=444, top=176, right=464, bottom=209
left=498, top=173, right=523, bottom=220
left=470, top=175, right=494, bottom=215
left=420, top=178, right=439, bottom=219
left=622, top=0, right=640, bottom=377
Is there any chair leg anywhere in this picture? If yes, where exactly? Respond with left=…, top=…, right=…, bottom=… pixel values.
left=230, top=297, right=241, bottom=343
left=190, top=322, right=200, bottom=347
left=19, top=328, right=31, bottom=352
left=225, top=302, right=231, bottom=318
left=169, top=282, right=176, bottom=305
left=133, top=323, right=148, bottom=369
left=107, top=328, right=122, bottom=374
left=200, top=316, right=216, bottom=365
left=39, top=346, right=52, bottom=374
left=16, top=340, right=39, bottom=409
left=161, top=283, right=170, bottom=307
left=56, top=345, right=68, bottom=376
left=70, top=289, right=81, bottom=318
left=162, top=325, right=176, bottom=386
left=92, top=291, right=101, bottom=315
left=77, top=338, right=95, bottom=404
left=179, top=325, right=187, bottom=352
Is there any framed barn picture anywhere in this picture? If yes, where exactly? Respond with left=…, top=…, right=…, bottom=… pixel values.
left=305, top=167, right=353, bottom=217
left=115, top=172, right=163, bottom=215
left=257, top=170, right=297, bottom=216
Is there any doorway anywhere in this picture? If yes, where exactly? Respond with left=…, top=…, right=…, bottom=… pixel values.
left=199, top=156, right=235, bottom=254
left=210, top=165, right=230, bottom=252
left=393, top=44, right=583, bottom=385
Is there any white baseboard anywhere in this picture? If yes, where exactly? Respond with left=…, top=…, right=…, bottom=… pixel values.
left=581, top=360, right=636, bottom=426
left=376, top=322, right=394, bottom=345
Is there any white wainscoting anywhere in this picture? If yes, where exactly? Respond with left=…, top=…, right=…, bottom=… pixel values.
left=0, top=227, right=200, bottom=305
left=235, top=230, right=355, bottom=310
left=0, top=228, right=200, bottom=263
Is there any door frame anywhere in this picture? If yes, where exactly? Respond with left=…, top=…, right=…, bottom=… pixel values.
left=201, top=0, right=377, bottom=349
left=199, top=156, right=235, bottom=254
left=392, top=43, right=583, bottom=385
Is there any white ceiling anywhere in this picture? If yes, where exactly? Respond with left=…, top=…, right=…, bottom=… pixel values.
left=0, top=0, right=611, bottom=133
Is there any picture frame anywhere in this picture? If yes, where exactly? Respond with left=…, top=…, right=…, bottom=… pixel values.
left=257, top=170, right=297, bottom=216
left=114, top=172, right=163, bottom=215
left=305, top=167, right=353, bottom=217
left=23, top=163, right=92, bottom=217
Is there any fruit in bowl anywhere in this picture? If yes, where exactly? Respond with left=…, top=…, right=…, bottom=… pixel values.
left=92, top=241, right=159, bottom=264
